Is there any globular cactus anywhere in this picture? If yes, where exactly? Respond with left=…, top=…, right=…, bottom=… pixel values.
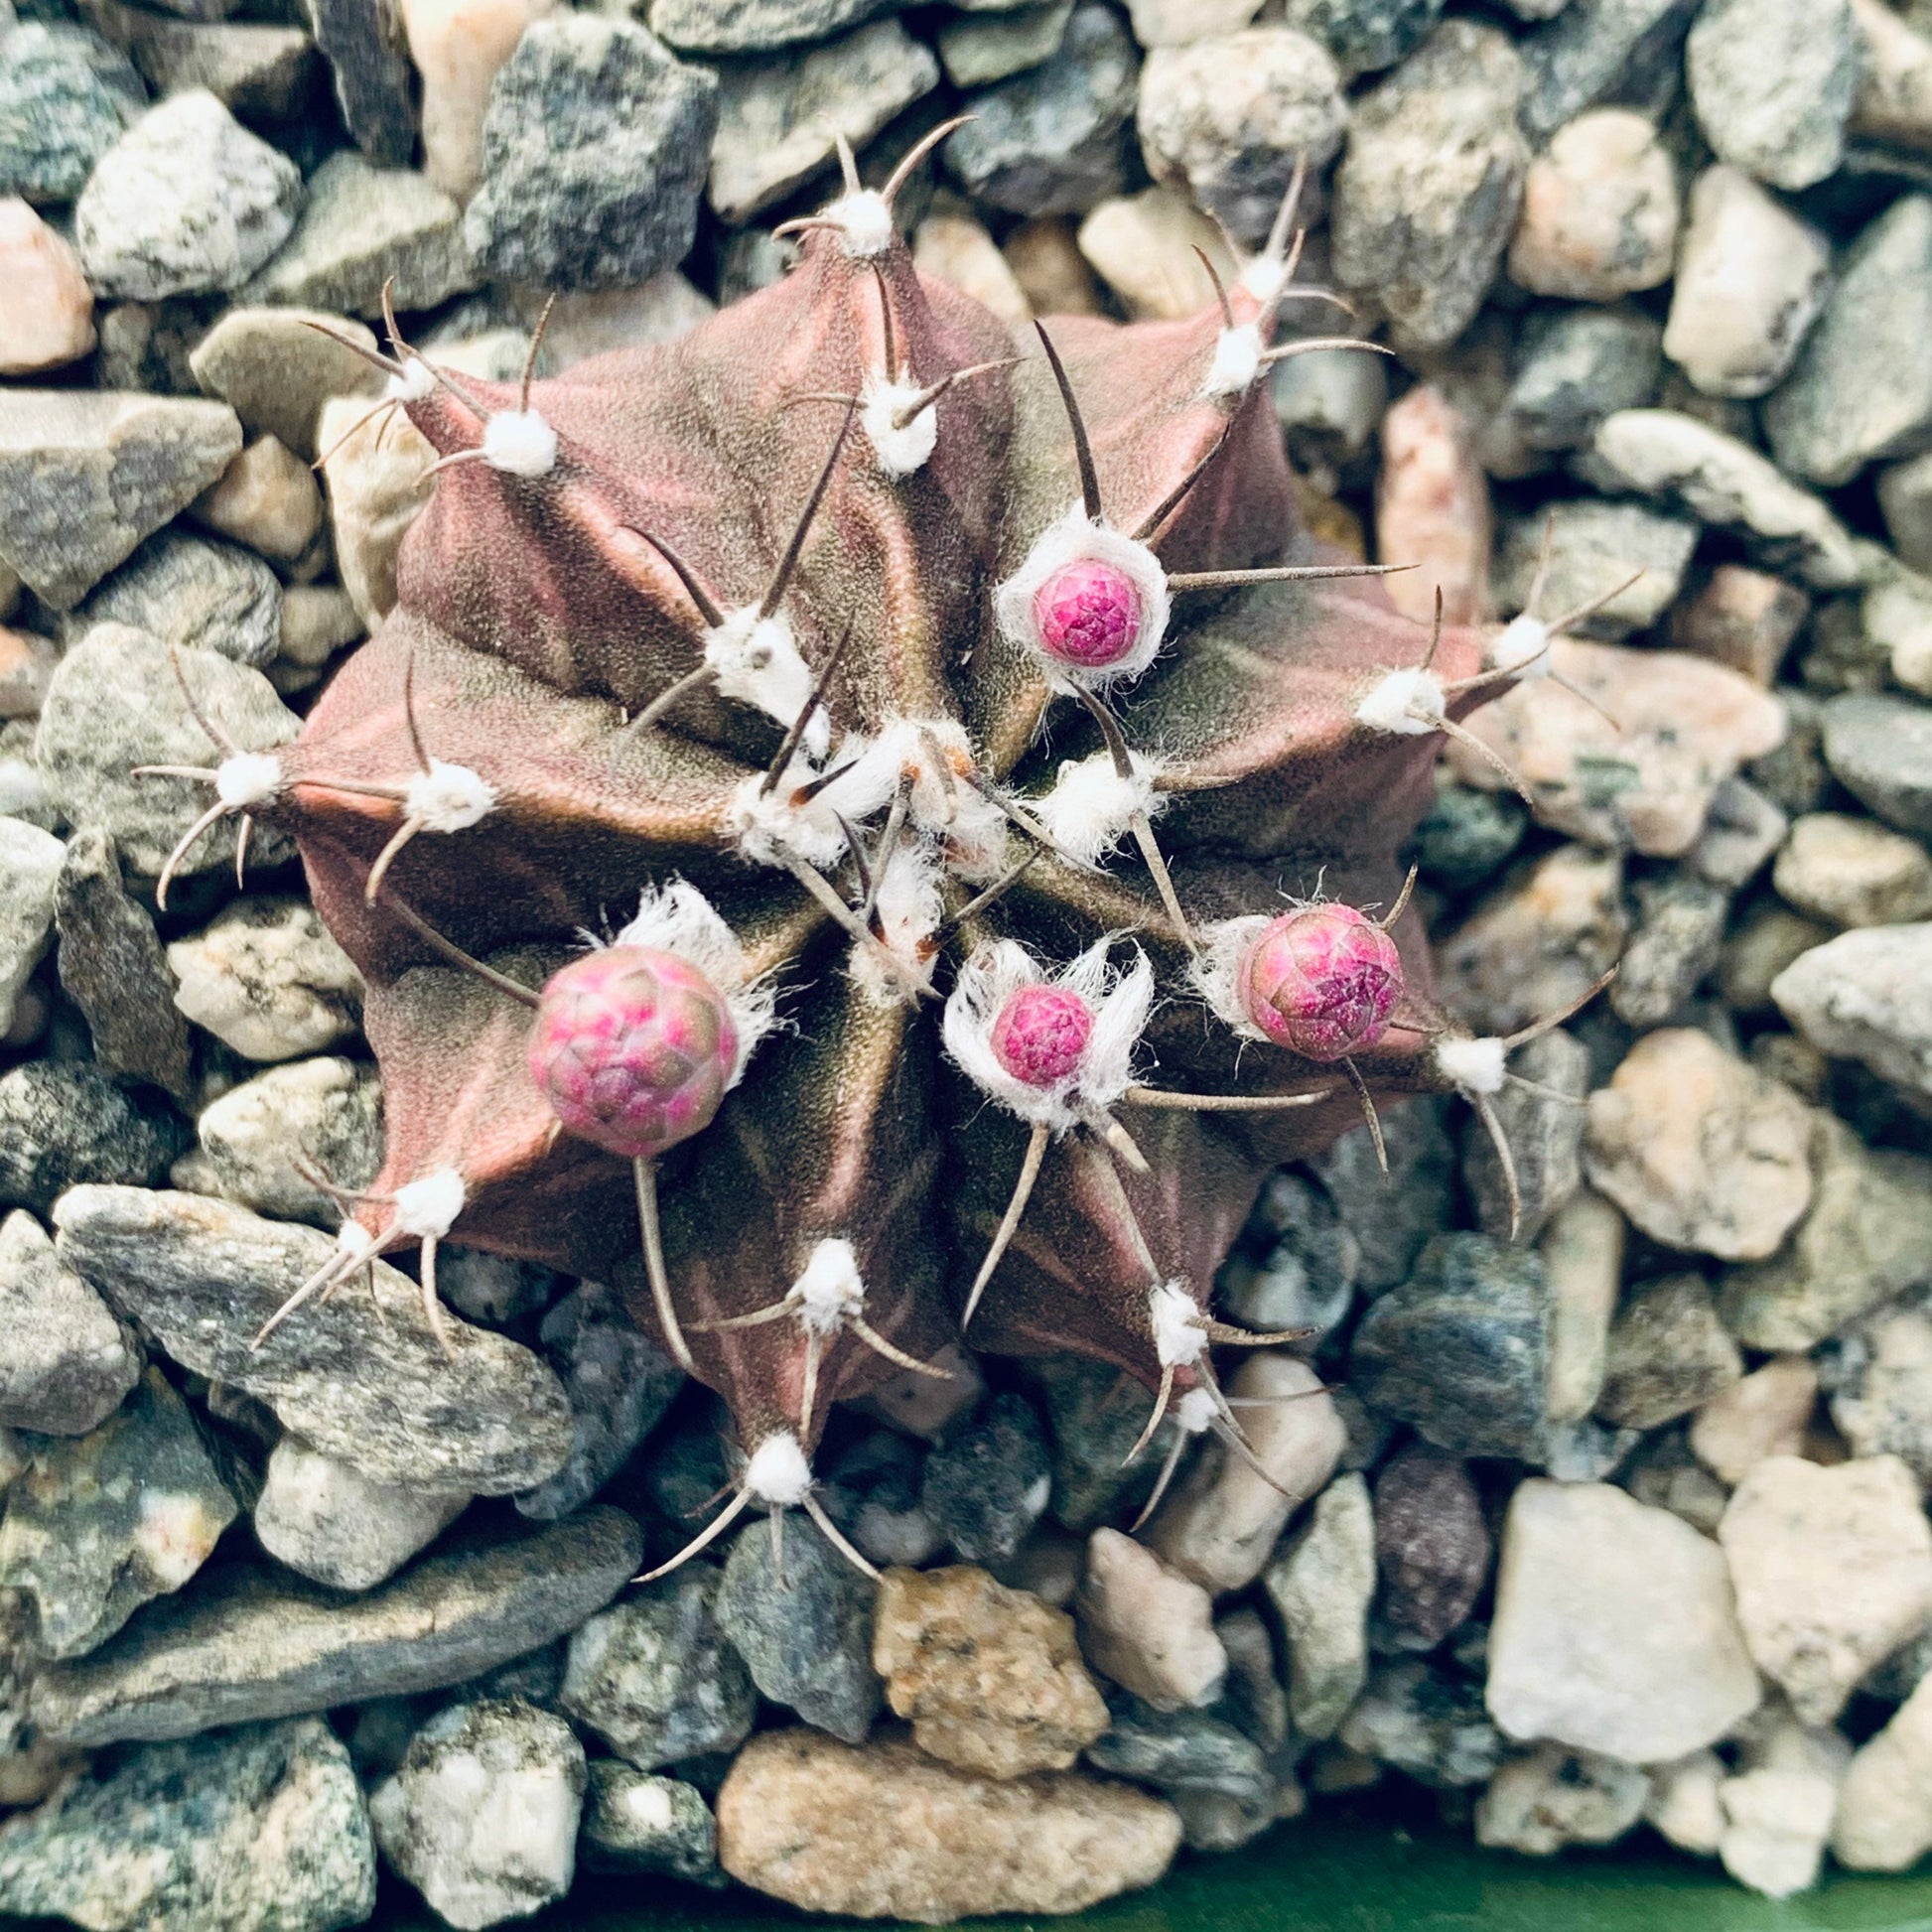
left=151, top=140, right=1587, bottom=1574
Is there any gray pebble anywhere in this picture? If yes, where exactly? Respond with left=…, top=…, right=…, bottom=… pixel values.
left=0, top=1064, right=188, bottom=1215
left=1330, top=21, right=1529, bottom=351
left=1373, top=1445, right=1490, bottom=1652
left=466, top=16, right=717, bottom=293
left=0, top=1367, right=237, bottom=1659
left=1349, top=1234, right=1553, bottom=1457
left=191, top=1055, right=382, bottom=1226
left=1685, top=0, right=1858, bottom=193
left=71, top=530, right=281, bottom=668
left=89, top=7, right=316, bottom=123
left=0, top=395, right=242, bottom=612
left=54, top=828, right=195, bottom=1099
left=649, top=0, right=901, bottom=55
left=1025, top=1355, right=1169, bottom=1533
left=0, top=1716, right=375, bottom=1932
left=1136, top=28, right=1346, bottom=244
left=0, top=22, right=145, bottom=206
left=1338, top=1656, right=1505, bottom=1788
left=0, top=814, right=62, bottom=1039
left=1279, top=0, right=1444, bottom=77
left=1772, top=923, right=1932, bottom=1101
left=562, top=1566, right=757, bottom=1769
left=717, top=1512, right=880, bottom=1743
left=1084, top=1694, right=1274, bottom=1808
left=1494, top=497, right=1697, bottom=638
left=581, top=1760, right=719, bottom=1881
left=1822, top=692, right=1932, bottom=840
left=1217, top=1168, right=1358, bottom=1341
left=1517, top=0, right=1699, bottom=144
left=52, top=1184, right=576, bottom=1495
left=921, top=1389, right=1051, bottom=1563
left=242, top=150, right=479, bottom=319
left=31, top=1507, right=641, bottom=1746
left=0, top=1207, right=139, bottom=1436
left=823, top=1430, right=941, bottom=1569
left=368, top=1699, right=585, bottom=1929
left=945, top=2, right=1138, bottom=217
left=1764, top=195, right=1932, bottom=489
left=1610, top=872, right=1729, bottom=1029
left=1311, top=1094, right=1457, bottom=1294
left=75, top=88, right=303, bottom=301
left=300, top=0, right=414, bottom=165
left=436, top=1245, right=559, bottom=1327
left=515, top=1278, right=682, bottom=1522
left=1409, top=772, right=1528, bottom=894
left=936, top=1, right=1070, bottom=90
left=1596, top=1272, right=1742, bottom=1430
left=187, top=306, right=380, bottom=464
left=1508, top=305, right=1663, bottom=457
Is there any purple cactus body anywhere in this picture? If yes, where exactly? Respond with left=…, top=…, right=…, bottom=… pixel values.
left=529, top=946, right=737, bottom=1160
left=1239, top=905, right=1405, bottom=1062
left=251, top=184, right=1504, bottom=1460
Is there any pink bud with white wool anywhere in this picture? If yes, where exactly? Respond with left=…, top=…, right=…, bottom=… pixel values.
left=1237, top=904, right=1403, bottom=1062
left=529, top=945, right=739, bottom=1160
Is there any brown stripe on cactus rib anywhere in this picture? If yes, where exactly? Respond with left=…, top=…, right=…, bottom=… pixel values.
left=394, top=231, right=1014, bottom=746
left=624, top=973, right=956, bottom=1448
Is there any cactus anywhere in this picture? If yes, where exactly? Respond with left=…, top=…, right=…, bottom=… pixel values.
left=150, top=144, right=1587, bottom=1571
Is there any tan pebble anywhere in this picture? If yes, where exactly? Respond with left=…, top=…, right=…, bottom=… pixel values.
left=1077, top=187, right=1234, bottom=321
left=1375, top=382, right=1490, bottom=625
left=1075, top=1526, right=1225, bottom=1711
left=914, top=212, right=1031, bottom=326
left=1692, top=1358, right=1818, bottom=1483
left=1671, top=564, right=1810, bottom=685
left=0, top=199, right=94, bottom=375
left=1003, top=216, right=1104, bottom=316
left=191, top=436, right=325, bottom=562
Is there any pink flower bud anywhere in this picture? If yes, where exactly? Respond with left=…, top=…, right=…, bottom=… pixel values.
left=990, top=984, right=1093, bottom=1088
left=1238, top=904, right=1402, bottom=1062
left=1033, top=558, right=1144, bottom=669
left=529, top=946, right=738, bottom=1160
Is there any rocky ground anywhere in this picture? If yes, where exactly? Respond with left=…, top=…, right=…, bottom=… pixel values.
left=4, top=0, right=1932, bottom=1924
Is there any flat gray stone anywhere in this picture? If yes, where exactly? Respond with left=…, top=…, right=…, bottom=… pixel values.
left=0, top=1207, right=140, bottom=1437
left=1773, top=923, right=1932, bottom=1100
left=1686, top=0, right=1858, bottom=192
left=254, top=1436, right=470, bottom=1591
left=0, top=392, right=241, bottom=610
left=1576, top=409, right=1863, bottom=590
left=70, top=529, right=282, bottom=668
left=52, top=1185, right=575, bottom=1496
left=1280, top=0, right=1444, bottom=76
left=189, top=307, right=380, bottom=463
left=581, top=1761, right=718, bottom=1880
left=1764, top=196, right=1932, bottom=489
left=243, top=150, right=480, bottom=320
left=80, top=1, right=317, bottom=120
left=192, top=1055, right=383, bottom=1227
left=0, top=1367, right=237, bottom=1659
left=30, top=1508, right=641, bottom=1745
left=1507, top=304, right=1663, bottom=455
left=1517, top=0, right=1699, bottom=143
left=74, top=88, right=304, bottom=301
left=33, top=623, right=297, bottom=879
left=55, top=828, right=196, bottom=1100
left=709, top=18, right=939, bottom=223
left=0, top=1717, right=375, bottom=1932
left=649, top=0, right=901, bottom=54
left=937, top=2, right=1071, bottom=88
left=1822, top=692, right=1932, bottom=840
left=944, top=2, right=1138, bottom=217
left=301, top=0, right=413, bottom=164
left=1492, top=497, right=1697, bottom=638
left=0, top=23, right=146, bottom=207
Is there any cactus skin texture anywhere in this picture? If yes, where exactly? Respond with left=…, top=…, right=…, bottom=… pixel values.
left=217, top=175, right=1519, bottom=1508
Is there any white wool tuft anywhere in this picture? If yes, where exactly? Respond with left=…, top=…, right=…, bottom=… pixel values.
left=1189, top=913, right=1273, bottom=1040
left=387, top=356, right=435, bottom=403
left=214, top=751, right=285, bottom=810
left=1032, top=750, right=1167, bottom=868
left=823, top=189, right=896, bottom=257
left=860, top=372, right=938, bottom=480
left=481, top=409, right=558, bottom=479
left=745, top=1432, right=815, bottom=1506
left=1436, top=1035, right=1508, bottom=1095
left=1201, top=322, right=1263, bottom=400
left=993, top=505, right=1173, bottom=694
left=335, top=1220, right=377, bottom=1261
left=1150, top=1281, right=1207, bottom=1368
left=1355, top=666, right=1447, bottom=737
left=792, top=1237, right=866, bottom=1335
left=404, top=759, right=496, bottom=833
left=391, top=1167, right=466, bottom=1239
left=727, top=766, right=852, bottom=872
left=850, top=839, right=942, bottom=1008
left=704, top=609, right=829, bottom=758
left=1175, top=1386, right=1219, bottom=1435
left=1487, top=614, right=1552, bottom=680
left=1238, top=254, right=1288, bottom=304
left=615, top=878, right=775, bottom=1086
left=826, top=718, right=1008, bottom=882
